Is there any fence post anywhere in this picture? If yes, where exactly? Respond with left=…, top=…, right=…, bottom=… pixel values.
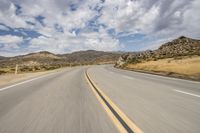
left=15, top=64, right=18, bottom=75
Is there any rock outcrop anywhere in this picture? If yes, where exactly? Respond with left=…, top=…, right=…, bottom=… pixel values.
left=116, top=36, right=200, bottom=67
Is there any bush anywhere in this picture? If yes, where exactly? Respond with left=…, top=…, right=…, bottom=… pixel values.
left=128, top=57, right=141, bottom=64
left=0, top=70, right=6, bottom=75
left=20, top=66, right=33, bottom=72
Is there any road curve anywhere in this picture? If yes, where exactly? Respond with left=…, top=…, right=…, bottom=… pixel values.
left=0, top=67, right=117, bottom=133
left=0, top=65, right=200, bottom=133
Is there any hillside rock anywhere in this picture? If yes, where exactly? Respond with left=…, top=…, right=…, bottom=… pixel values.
left=154, top=36, right=200, bottom=58
left=116, top=36, right=200, bottom=67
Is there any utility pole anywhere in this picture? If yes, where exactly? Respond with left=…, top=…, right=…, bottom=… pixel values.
left=15, top=64, right=18, bottom=75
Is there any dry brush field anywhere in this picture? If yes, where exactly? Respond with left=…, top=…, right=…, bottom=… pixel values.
left=126, top=56, right=200, bottom=80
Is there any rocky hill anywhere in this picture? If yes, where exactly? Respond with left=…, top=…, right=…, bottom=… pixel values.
left=60, top=50, right=120, bottom=64
left=0, top=50, right=121, bottom=73
left=116, top=36, right=200, bottom=67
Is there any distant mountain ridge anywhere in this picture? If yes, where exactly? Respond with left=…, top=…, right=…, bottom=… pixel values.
left=60, top=50, right=121, bottom=63
left=22, top=51, right=61, bottom=59
left=0, top=50, right=122, bottom=73
left=116, top=36, right=200, bottom=67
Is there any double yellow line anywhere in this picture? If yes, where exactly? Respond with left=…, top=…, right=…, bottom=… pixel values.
left=85, top=69, right=143, bottom=133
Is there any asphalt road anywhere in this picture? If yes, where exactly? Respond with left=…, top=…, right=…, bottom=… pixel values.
left=88, top=65, right=200, bottom=133
left=0, top=65, right=200, bottom=133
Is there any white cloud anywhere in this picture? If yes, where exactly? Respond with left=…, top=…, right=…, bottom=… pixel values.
left=0, top=0, right=200, bottom=56
left=181, top=0, right=200, bottom=38
left=29, top=27, right=121, bottom=54
left=0, top=35, right=23, bottom=55
left=0, top=35, right=23, bottom=44
left=0, top=1, right=27, bottom=28
left=99, top=0, right=199, bottom=37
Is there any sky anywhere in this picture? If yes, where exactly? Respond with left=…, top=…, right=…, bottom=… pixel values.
left=0, top=0, right=200, bottom=56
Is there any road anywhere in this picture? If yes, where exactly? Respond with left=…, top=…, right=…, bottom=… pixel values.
left=0, top=65, right=200, bottom=133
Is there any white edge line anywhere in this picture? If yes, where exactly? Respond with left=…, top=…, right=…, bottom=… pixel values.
left=174, top=89, right=200, bottom=98
left=0, top=72, right=56, bottom=92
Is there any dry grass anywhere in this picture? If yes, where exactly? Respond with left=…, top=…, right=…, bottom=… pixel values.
left=126, top=56, right=200, bottom=79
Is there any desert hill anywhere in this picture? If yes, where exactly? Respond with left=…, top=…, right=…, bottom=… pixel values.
left=60, top=50, right=120, bottom=64
left=0, top=50, right=121, bottom=74
left=116, top=36, right=200, bottom=67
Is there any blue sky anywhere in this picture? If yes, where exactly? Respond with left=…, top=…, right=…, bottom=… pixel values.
left=0, top=0, right=200, bottom=56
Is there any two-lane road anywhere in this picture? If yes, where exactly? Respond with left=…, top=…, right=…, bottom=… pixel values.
left=0, top=65, right=200, bottom=133
left=0, top=67, right=117, bottom=133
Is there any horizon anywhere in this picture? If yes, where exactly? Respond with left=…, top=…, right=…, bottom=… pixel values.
left=1, top=35, right=198, bottom=57
left=0, top=49, right=126, bottom=57
left=0, top=0, right=200, bottom=56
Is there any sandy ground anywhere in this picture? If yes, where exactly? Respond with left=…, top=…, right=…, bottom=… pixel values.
left=126, top=56, right=200, bottom=80
left=0, top=68, right=67, bottom=87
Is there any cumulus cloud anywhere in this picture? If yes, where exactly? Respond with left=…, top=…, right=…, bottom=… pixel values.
left=0, top=35, right=23, bottom=44
left=0, top=1, right=27, bottom=28
left=0, top=35, right=23, bottom=56
left=100, top=0, right=196, bottom=35
left=29, top=27, right=120, bottom=54
left=0, top=0, right=200, bottom=56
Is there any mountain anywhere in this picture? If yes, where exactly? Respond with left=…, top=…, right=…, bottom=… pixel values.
left=23, top=51, right=61, bottom=59
left=116, top=36, right=200, bottom=67
left=0, top=50, right=122, bottom=73
left=60, top=50, right=120, bottom=64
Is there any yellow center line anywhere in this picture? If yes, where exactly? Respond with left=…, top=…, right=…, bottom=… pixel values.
left=85, top=69, right=143, bottom=133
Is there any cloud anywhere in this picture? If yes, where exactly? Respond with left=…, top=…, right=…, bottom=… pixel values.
left=0, top=0, right=200, bottom=56
left=0, top=35, right=23, bottom=56
left=29, top=27, right=120, bottom=54
left=99, top=0, right=194, bottom=35
left=0, top=1, right=27, bottom=28
left=0, top=35, right=23, bottom=44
